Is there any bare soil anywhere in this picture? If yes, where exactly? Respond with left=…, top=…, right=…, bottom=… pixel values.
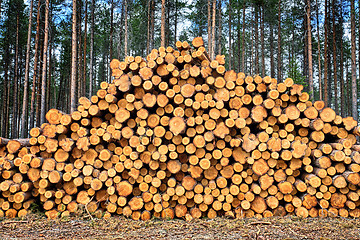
left=0, top=214, right=360, bottom=240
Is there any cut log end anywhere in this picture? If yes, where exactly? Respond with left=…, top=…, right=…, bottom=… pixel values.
left=169, top=117, right=186, bottom=136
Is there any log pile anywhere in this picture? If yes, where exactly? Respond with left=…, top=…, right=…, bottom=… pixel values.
left=1, top=37, right=360, bottom=220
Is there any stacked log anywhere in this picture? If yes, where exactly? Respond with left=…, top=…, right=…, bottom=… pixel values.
left=1, top=37, right=360, bottom=220
left=0, top=138, right=34, bottom=218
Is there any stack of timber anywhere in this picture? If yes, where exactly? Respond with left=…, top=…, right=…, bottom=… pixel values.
left=1, top=37, right=360, bottom=220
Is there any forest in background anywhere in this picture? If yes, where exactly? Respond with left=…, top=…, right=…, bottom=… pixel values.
left=0, top=0, right=359, bottom=138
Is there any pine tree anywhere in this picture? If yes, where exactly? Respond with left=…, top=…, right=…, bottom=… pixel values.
left=12, top=14, right=20, bottom=138
left=70, top=0, right=77, bottom=112
left=207, top=0, right=212, bottom=55
left=241, top=2, right=245, bottom=72
left=89, top=0, right=95, bottom=97
left=210, top=0, right=216, bottom=60
left=161, top=0, right=166, bottom=47
left=324, top=0, right=329, bottom=106
left=315, top=0, right=322, bottom=100
left=40, top=0, right=50, bottom=124
left=339, top=4, right=344, bottom=116
left=228, top=0, right=232, bottom=68
left=260, top=4, right=265, bottom=76
left=20, top=0, right=33, bottom=137
left=254, top=4, right=259, bottom=74
left=29, top=0, right=42, bottom=130
left=109, top=0, right=113, bottom=68
left=217, top=0, right=222, bottom=55
left=351, top=0, right=357, bottom=120
left=146, top=0, right=151, bottom=54
left=83, top=0, right=87, bottom=97
left=124, top=0, right=128, bottom=54
left=277, top=0, right=282, bottom=81
left=307, top=0, right=313, bottom=100
left=332, top=0, right=337, bottom=113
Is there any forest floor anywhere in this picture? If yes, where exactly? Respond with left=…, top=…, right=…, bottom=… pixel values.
left=0, top=213, right=360, bottom=240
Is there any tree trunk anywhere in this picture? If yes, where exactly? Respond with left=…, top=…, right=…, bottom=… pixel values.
left=324, top=0, right=329, bottom=106
left=89, top=0, right=94, bottom=98
left=0, top=83, right=3, bottom=136
left=277, top=0, right=282, bottom=81
left=57, top=74, right=64, bottom=110
left=291, top=9, right=295, bottom=68
left=346, top=59, right=351, bottom=116
left=237, top=6, right=240, bottom=72
left=20, top=0, right=33, bottom=138
left=161, top=0, right=165, bottom=47
left=40, top=0, right=50, bottom=124
left=70, top=0, right=77, bottom=113
left=4, top=47, right=10, bottom=137
left=303, top=9, right=308, bottom=82
left=83, top=0, right=87, bottom=97
left=17, top=57, right=23, bottom=132
left=12, top=14, right=20, bottom=138
left=102, top=51, right=106, bottom=83
left=175, top=0, right=178, bottom=41
left=47, top=29, right=52, bottom=111
left=351, top=0, right=357, bottom=120
left=46, top=3, right=53, bottom=110
left=36, top=30, right=43, bottom=126
left=109, top=0, right=113, bottom=82
left=250, top=8, right=253, bottom=75
left=0, top=40, right=4, bottom=135
left=270, top=23, right=275, bottom=77
left=340, top=7, right=344, bottom=117
left=29, top=0, right=42, bottom=130
left=217, top=0, right=222, bottom=55
left=241, top=3, right=245, bottom=72
left=109, top=0, right=114, bottom=61
left=331, top=0, right=337, bottom=113
left=207, top=0, right=211, bottom=56
left=316, top=0, right=322, bottom=101
left=260, top=5, right=265, bottom=76
left=254, top=5, right=259, bottom=74
left=211, top=0, right=216, bottom=60
left=117, top=2, right=124, bottom=58
left=77, top=0, right=82, bottom=99
left=124, top=0, right=128, bottom=55
left=307, top=0, right=314, bottom=100
left=165, top=0, right=169, bottom=46
left=47, top=4, right=53, bottom=111
left=228, top=0, right=232, bottom=69
left=358, top=0, right=360, bottom=91
left=150, top=0, right=155, bottom=50
left=146, top=0, right=151, bottom=54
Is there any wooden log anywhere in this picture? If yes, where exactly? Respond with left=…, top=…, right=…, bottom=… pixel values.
left=169, top=117, right=186, bottom=136
left=3, top=38, right=360, bottom=220
left=242, top=133, right=259, bottom=153
left=320, top=107, right=336, bottom=122
left=116, top=181, right=133, bottom=196
left=285, top=105, right=300, bottom=120
left=251, top=196, right=267, bottom=214
left=330, top=193, right=347, bottom=208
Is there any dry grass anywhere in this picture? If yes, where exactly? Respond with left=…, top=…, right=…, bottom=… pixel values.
left=0, top=213, right=360, bottom=239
